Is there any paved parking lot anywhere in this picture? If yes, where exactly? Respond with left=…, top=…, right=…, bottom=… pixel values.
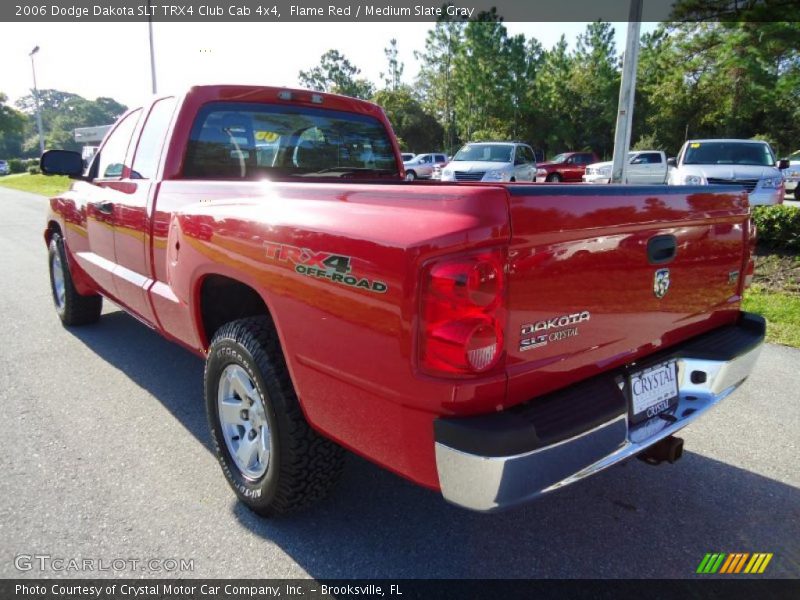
left=0, top=186, right=798, bottom=579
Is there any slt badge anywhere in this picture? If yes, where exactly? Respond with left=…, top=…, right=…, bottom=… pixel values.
left=654, top=268, right=670, bottom=299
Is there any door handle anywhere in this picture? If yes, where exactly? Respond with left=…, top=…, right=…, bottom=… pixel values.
left=90, top=201, right=114, bottom=215
left=647, top=234, right=677, bottom=264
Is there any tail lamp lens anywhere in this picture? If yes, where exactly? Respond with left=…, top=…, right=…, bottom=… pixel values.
left=419, top=250, right=506, bottom=376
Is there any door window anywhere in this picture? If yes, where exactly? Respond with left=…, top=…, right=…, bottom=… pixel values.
left=96, top=109, right=141, bottom=179
left=131, top=98, right=176, bottom=180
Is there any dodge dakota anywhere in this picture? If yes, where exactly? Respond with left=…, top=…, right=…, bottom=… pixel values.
left=40, top=85, right=764, bottom=515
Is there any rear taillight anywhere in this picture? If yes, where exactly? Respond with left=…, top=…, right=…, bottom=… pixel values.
left=419, top=249, right=507, bottom=377
left=744, top=216, right=757, bottom=289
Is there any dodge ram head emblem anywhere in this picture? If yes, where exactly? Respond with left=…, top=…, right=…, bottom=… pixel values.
left=653, top=268, right=670, bottom=299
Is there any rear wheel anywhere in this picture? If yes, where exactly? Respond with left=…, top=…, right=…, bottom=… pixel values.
left=546, top=173, right=562, bottom=183
left=205, top=317, right=345, bottom=516
left=794, top=186, right=799, bottom=202
left=405, top=171, right=416, bottom=181
left=48, top=233, right=102, bottom=326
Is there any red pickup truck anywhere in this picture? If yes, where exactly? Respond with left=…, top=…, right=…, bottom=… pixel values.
left=41, top=85, right=764, bottom=515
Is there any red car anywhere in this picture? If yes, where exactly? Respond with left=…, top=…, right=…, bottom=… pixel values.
left=40, top=85, right=763, bottom=515
left=536, top=151, right=601, bottom=182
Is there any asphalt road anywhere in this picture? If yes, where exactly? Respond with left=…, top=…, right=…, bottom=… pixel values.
left=0, top=186, right=798, bottom=579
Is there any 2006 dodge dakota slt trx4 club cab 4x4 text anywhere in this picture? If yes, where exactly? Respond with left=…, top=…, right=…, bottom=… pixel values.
left=40, top=85, right=765, bottom=515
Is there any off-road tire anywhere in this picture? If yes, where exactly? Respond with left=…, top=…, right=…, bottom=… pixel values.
left=205, top=317, right=345, bottom=516
left=48, top=233, right=102, bottom=326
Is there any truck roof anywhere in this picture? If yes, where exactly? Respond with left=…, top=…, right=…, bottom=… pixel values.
left=685, top=139, right=770, bottom=145
left=178, top=84, right=385, bottom=119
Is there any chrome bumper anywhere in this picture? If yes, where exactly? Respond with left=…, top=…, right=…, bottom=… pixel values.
left=435, top=314, right=765, bottom=512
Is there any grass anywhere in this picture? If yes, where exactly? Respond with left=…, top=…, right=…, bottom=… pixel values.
left=745, top=251, right=800, bottom=348
left=0, top=173, right=71, bottom=197
left=743, top=285, right=800, bottom=348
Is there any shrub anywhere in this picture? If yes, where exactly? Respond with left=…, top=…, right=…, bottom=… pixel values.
left=27, top=165, right=40, bottom=175
left=8, top=158, right=26, bottom=174
left=752, top=205, right=800, bottom=252
left=26, top=158, right=39, bottom=168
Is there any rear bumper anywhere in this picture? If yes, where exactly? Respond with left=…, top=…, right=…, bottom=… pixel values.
left=434, top=313, right=765, bottom=512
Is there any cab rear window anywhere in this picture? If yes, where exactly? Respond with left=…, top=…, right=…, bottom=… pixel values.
left=183, top=102, right=399, bottom=179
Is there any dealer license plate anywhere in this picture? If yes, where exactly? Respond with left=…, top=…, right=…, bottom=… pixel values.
left=629, top=360, right=678, bottom=423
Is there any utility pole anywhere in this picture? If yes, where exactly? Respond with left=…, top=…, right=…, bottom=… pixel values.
left=610, top=0, right=643, bottom=184
left=28, top=46, right=45, bottom=155
left=148, top=0, right=158, bottom=93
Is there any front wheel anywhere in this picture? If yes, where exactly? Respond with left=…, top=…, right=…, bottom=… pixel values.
left=545, top=173, right=562, bottom=183
left=48, top=233, right=102, bottom=326
left=794, top=186, right=799, bottom=202
left=205, top=317, right=345, bottom=516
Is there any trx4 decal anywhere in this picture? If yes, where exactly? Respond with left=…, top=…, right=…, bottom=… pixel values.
left=263, top=242, right=388, bottom=293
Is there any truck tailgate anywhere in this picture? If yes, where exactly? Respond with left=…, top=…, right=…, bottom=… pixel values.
left=504, top=185, right=750, bottom=406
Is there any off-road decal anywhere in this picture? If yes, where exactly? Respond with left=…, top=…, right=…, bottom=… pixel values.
left=264, top=242, right=388, bottom=293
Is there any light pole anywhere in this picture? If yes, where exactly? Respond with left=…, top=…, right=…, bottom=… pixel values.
left=610, top=0, right=643, bottom=184
left=29, top=46, right=45, bottom=155
left=147, top=0, right=157, bottom=93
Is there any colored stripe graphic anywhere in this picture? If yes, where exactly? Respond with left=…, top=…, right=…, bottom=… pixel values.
left=719, top=554, right=737, bottom=574
left=702, top=552, right=774, bottom=574
left=744, top=553, right=774, bottom=574
left=733, top=553, right=750, bottom=573
left=697, top=553, right=727, bottom=574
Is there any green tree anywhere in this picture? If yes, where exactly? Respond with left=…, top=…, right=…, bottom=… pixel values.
left=0, top=93, right=27, bottom=158
left=415, top=18, right=464, bottom=153
left=15, top=90, right=126, bottom=154
left=380, top=39, right=404, bottom=91
left=534, top=35, right=578, bottom=155
left=569, top=22, right=619, bottom=157
left=635, top=22, right=800, bottom=156
left=372, top=87, right=444, bottom=152
left=298, top=50, right=375, bottom=100
left=453, top=10, right=512, bottom=141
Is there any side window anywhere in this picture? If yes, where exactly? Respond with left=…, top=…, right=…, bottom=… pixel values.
left=436, top=154, right=446, bottom=163
left=96, top=109, right=141, bottom=179
left=131, top=98, right=176, bottom=180
left=645, top=152, right=663, bottom=163
left=523, top=147, right=535, bottom=163
left=420, top=155, right=432, bottom=164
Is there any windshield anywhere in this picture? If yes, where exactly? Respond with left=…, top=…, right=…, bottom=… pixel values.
left=789, top=150, right=800, bottom=162
left=184, top=102, right=399, bottom=179
left=453, top=144, right=513, bottom=163
left=550, top=153, right=569, bottom=164
left=683, top=141, right=775, bottom=166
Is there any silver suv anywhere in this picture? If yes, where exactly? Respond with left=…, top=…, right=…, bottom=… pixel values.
left=0, top=160, right=9, bottom=176
left=440, top=142, right=537, bottom=182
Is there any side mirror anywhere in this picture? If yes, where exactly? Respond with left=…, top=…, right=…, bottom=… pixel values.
left=778, top=159, right=790, bottom=170
left=667, top=157, right=677, bottom=168
left=41, top=150, right=84, bottom=178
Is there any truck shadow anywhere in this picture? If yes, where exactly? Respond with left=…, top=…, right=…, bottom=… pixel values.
left=67, top=310, right=800, bottom=579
